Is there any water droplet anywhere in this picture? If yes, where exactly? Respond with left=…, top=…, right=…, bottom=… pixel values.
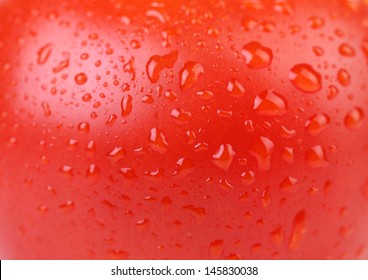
left=249, top=136, right=274, bottom=171
left=144, top=168, right=165, bottom=180
left=219, top=179, right=234, bottom=192
left=82, top=93, right=92, bottom=102
left=305, top=113, right=330, bottom=136
left=59, top=165, right=73, bottom=178
left=327, top=85, right=339, bottom=100
left=240, top=171, right=255, bottom=186
left=171, top=108, right=192, bottom=123
left=216, top=109, right=233, bottom=118
left=337, top=68, right=350, bottom=86
left=253, top=90, right=287, bottom=116
left=308, top=16, right=324, bottom=29
left=142, top=94, right=154, bottom=104
left=289, top=64, right=322, bottom=93
left=244, top=119, right=255, bottom=133
left=108, top=250, right=129, bottom=260
left=270, top=227, right=284, bottom=247
left=194, top=142, right=209, bottom=152
left=305, top=145, right=328, bottom=168
left=344, top=107, right=364, bottom=129
left=281, top=147, right=294, bottom=163
left=339, top=43, right=355, bottom=57
left=212, top=144, right=236, bottom=171
left=106, top=114, right=117, bottom=127
left=186, top=130, right=196, bottom=144
left=164, top=89, right=177, bottom=101
left=225, top=253, right=242, bottom=260
left=146, top=51, right=178, bottom=83
left=130, top=39, right=141, bottom=49
left=289, top=210, right=307, bottom=251
left=274, top=1, right=293, bottom=14
left=227, top=79, right=245, bottom=98
left=149, top=128, right=168, bottom=155
left=119, top=167, right=137, bottom=179
left=173, top=158, right=194, bottom=178
left=37, top=43, right=53, bottom=65
left=179, top=61, right=204, bottom=91
left=86, top=164, right=100, bottom=182
left=53, top=52, right=70, bottom=73
left=279, top=125, right=296, bottom=138
left=196, top=89, right=214, bottom=100
left=183, top=205, right=207, bottom=224
left=74, top=73, right=88, bottom=85
left=106, top=147, right=126, bottom=164
left=241, top=16, right=258, bottom=31
left=251, top=243, right=262, bottom=254
left=280, top=176, right=298, bottom=192
left=261, top=186, right=271, bottom=208
left=67, top=139, right=78, bottom=151
left=38, top=205, right=49, bottom=213
left=77, top=122, right=90, bottom=134
left=313, top=46, right=324, bottom=56
left=59, top=200, right=75, bottom=212
left=209, top=240, right=224, bottom=258
left=41, top=101, right=51, bottom=117
left=136, top=219, right=150, bottom=231
left=121, top=95, right=133, bottom=117
left=86, top=140, right=96, bottom=156
left=242, top=41, right=273, bottom=69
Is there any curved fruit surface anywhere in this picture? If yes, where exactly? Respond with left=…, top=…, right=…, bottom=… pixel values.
left=0, top=0, right=368, bottom=259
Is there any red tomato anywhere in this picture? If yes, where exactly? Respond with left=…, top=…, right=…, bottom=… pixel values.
left=0, top=0, right=368, bottom=259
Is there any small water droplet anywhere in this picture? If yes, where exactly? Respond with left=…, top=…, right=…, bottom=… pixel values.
left=225, top=253, right=242, bottom=260
left=59, top=165, right=73, bottom=178
left=249, top=136, right=274, bottom=171
left=59, top=200, right=75, bottom=212
left=212, top=144, right=236, bottom=171
left=241, top=16, right=258, bottom=31
left=261, top=186, right=271, bottom=208
left=121, top=95, right=133, bottom=117
left=279, top=125, right=296, bottom=138
left=149, top=128, right=168, bottom=154
left=179, top=61, right=204, bottom=91
left=108, top=250, right=129, bottom=260
left=289, top=210, right=307, bottom=251
left=77, top=122, right=90, bottom=134
left=86, top=140, right=96, bottom=156
left=339, top=43, right=355, bottom=57
left=240, top=171, right=255, bottom=186
left=119, top=167, right=137, bottom=179
left=242, top=41, right=273, bottom=69
left=164, top=89, right=177, bottom=101
left=244, top=119, right=255, bottom=133
left=106, top=114, right=117, bottom=127
left=171, top=108, right=192, bottom=123
left=186, top=130, right=196, bottom=144
left=254, top=90, right=287, bottom=116
left=136, top=219, right=150, bottom=231
left=270, top=227, right=284, bottom=247
left=327, top=85, right=339, bottom=100
left=344, top=107, right=364, bottom=129
left=53, top=52, right=70, bottom=73
left=194, top=142, right=209, bottom=152
left=281, top=147, right=294, bottom=163
left=280, top=176, right=298, bottom=192
left=144, top=168, right=165, bottom=180
left=74, top=73, right=88, bottom=85
left=227, top=79, right=245, bottom=98
left=305, top=145, right=328, bottom=168
left=107, top=147, right=126, bottom=164
left=173, top=158, right=194, bottom=178
left=209, top=240, right=224, bottom=258
left=305, top=113, right=330, bottom=136
left=289, top=64, right=322, bottom=93
left=41, top=101, right=51, bottom=117
left=86, top=164, right=100, bottom=182
left=196, top=89, right=214, bottom=100
left=219, top=179, right=234, bottom=192
left=37, top=43, right=53, bottom=65
left=308, top=16, right=324, bottom=29
left=251, top=243, right=262, bottom=254
left=216, top=109, right=233, bottom=118
left=183, top=205, right=207, bottom=224
left=337, top=68, right=350, bottom=87
left=146, top=51, right=178, bottom=83
left=82, top=93, right=92, bottom=102
left=313, top=46, right=324, bottom=56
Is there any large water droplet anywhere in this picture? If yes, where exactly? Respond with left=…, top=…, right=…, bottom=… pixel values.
left=249, top=136, right=274, bottom=171
left=242, top=41, right=273, bottom=69
left=289, top=64, right=322, bottom=93
left=253, top=90, right=287, bottom=116
left=179, top=61, right=204, bottom=91
left=305, top=113, right=330, bottom=136
left=227, top=79, right=245, bottom=98
left=149, top=128, right=168, bottom=154
left=209, top=240, right=224, bottom=258
left=289, top=210, right=307, bottom=251
left=121, top=95, right=133, bottom=117
left=212, top=144, right=236, bottom=171
left=146, top=51, right=178, bottom=83
left=75, top=73, right=88, bottom=85
left=305, top=145, right=328, bottom=168
left=344, top=107, right=364, bottom=129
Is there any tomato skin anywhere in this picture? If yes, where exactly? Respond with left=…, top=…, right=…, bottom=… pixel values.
left=0, top=0, right=368, bottom=259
